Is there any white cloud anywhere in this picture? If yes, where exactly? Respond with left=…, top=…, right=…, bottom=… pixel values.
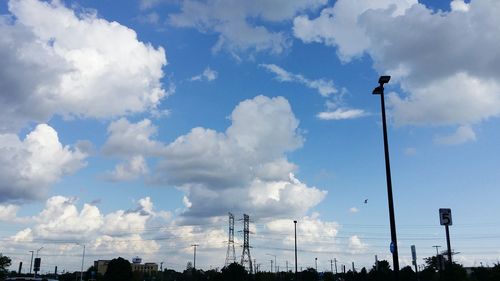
left=2, top=195, right=170, bottom=258
left=102, top=118, right=165, bottom=157
left=0, top=0, right=167, bottom=132
left=348, top=235, right=368, bottom=254
left=349, top=207, right=359, bottom=213
left=434, top=125, right=476, bottom=145
left=153, top=95, right=326, bottom=220
left=0, top=124, right=87, bottom=202
left=260, top=64, right=337, bottom=97
left=0, top=204, right=20, bottom=221
left=190, top=67, right=218, bottom=82
left=317, top=108, right=366, bottom=120
left=102, top=118, right=166, bottom=181
left=261, top=64, right=366, bottom=121
left=105, top=155, right=149, bottom=181
left=168, top=0, right=327, bottom=56
left=293, top=0, right=500, bottom=129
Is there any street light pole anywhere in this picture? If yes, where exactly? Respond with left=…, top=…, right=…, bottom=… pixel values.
left=80, top=244, right=85, bottom=281
left=372, top=75, right=399, bottom=280
left=29, top=251, right=34, bottom=275
left=294, top=220, right=298, bottom=278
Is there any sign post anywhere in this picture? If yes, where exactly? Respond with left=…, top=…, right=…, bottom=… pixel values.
left=411, top=245, right=419, bottom=280
left=439, top=208, right=453, bottom=264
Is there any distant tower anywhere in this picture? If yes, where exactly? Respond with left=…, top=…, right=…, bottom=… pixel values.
left=240, top=214, right=253, bottom=274
left=225, top=212, right=236, bottom=267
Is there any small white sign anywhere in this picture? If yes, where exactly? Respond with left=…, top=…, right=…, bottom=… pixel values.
left=439, top=208, right=452, bottom=226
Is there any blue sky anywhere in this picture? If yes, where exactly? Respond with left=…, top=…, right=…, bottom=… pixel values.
left=1, top=0, right=500, bottom=274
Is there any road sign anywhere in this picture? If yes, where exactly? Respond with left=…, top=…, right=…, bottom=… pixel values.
left=34, top=258, right=41, bottom=272
left=439, top=208, right=452, bottom=226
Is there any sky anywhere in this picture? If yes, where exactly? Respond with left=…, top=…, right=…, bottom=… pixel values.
left=1, top=0, right=500, bottom=274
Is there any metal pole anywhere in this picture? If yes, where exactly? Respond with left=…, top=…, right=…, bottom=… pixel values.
left=294, top=220, right=298, bottom=278
left=330, top=260, right=333, bottom=273
left=80, top=244, right=85, bottom=281
left=433, top=245, right=441, bottom=256
left=29, top=251, right=34, bottom=274
left=315, top=258, right=317, bottom=271
left=334, top=258, right=337, bottom=274
left=192, top=244, right=198, bottom=270
left=376, top=78, right=400, bottom=279
left=445, top=225, right=452, bottom=263
left=270, top=260, right=273, bottom=273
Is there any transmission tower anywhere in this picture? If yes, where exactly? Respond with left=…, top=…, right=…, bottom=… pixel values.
left=225, top=212, right=236, bottom=267
left=240, top=214, right=253, bottom=274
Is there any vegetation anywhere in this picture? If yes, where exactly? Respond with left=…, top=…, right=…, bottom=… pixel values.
left=3, top=255, right=500, bottom=281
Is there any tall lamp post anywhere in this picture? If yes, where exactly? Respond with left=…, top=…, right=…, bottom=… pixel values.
left=372, top=75, right=399, bottom=280
left=294, top=220, right=298, bottom=278
left=29, top=250, right=34, bottom=275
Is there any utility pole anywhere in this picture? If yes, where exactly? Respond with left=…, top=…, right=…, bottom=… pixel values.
left=329, top=260, right=333, bottom=273
left=315, top=258, right=317, bottom=272
left=334, top=258, right=337, bottom=274
left=270, top=260, right=273, bottom=273
left=286, top=260, right=289, bottom=272
left=352, top=262, right=355, bottom=273
left=191, top=244, right=199, bottom=270
left=433, top=245, right=441, bottom=256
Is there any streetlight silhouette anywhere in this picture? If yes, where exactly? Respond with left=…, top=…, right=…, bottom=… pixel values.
left=266, top=253, right=277, bottom=273
left=76, top=243, right=86, bottom=281
left=372, top=75, right=400, bottom=280
left=294, top=220, right=298, bottom=278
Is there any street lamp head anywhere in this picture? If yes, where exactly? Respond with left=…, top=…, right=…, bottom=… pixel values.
left=372, top=86, right=384, bottom=95
left=293, top=220, right=297, bottom=223
left=378, top=75, right=391, bottom=85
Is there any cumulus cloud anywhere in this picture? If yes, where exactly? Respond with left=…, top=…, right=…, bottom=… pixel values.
left=168, top=0, right=327, bottom=55
left=103, top=118, right=165, bottom=157
left=0, top=124, right=87, bottom=202
left=434, top=125, right=476, bottom=145
left=293, top=0, right=500, bottom=129
left=153, top=95, right=326, bottom=220
left=102, top=118, right=166, bottom=181
left=190, top=67, right=218, bottom=82
left=0, top=0, right=167, bottom=132
left=348, top=235, right=368, bottom=254
left=3, top=196, right=169, bottom=255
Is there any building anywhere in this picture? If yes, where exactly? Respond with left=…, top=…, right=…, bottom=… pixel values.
left=131, top=262, right=159, bottom=274
left=131, top=257, right=158, bottom=274
left=94, top=260, right=110, bottom=275
left=93, top=258, right=158, bottom=275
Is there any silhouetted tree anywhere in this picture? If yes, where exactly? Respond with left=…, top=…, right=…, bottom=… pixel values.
left=0, top=254, right=12, bottom=279
left=400, top=266, right=416, bottom=281
left=300, top=268, right=318, bottom=281
left=221, top=262, right=247, bottom=281
left=369, top=260, right=392, bottom=281
left=104, top=257, right=133, bottom=281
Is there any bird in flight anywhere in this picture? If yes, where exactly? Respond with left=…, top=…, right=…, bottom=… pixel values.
left=364, top=199, right=368, bottom=204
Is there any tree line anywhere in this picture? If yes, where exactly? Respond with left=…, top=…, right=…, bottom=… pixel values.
left=2, top=254, right=500, bottom=281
